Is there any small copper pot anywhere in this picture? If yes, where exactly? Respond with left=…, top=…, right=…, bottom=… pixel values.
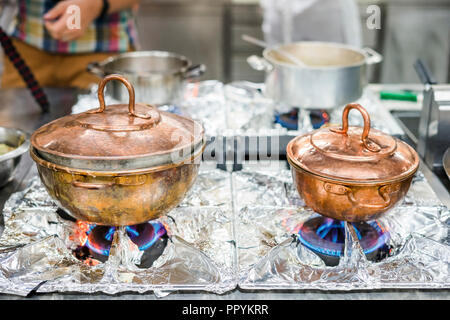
left=287, top=103, right=419, bottom=222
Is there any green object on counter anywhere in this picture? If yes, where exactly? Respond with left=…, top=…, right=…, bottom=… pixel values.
left=380, top=90, right=418, bottom=102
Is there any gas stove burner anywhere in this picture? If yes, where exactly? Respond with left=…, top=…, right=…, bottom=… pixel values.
left=309, top=109, right=330, bottom=129
left=274, top=108, right=299, bottom=130
left=297, top=216, right=391, bottom=266
left=126, top=222, right=166, bottom=251
left=85, top=225, right=115, bottom=261
left=73, top=221, right=168, bottom=266
left=138, top=232, right=168, bottom=269
left=274, top=108, right=330, bottom=130
left=126, top=222, right=169, bottom=269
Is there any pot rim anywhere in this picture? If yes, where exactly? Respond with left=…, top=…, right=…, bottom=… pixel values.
left=30, top=142, right=205, bottom=176
left=31, top=117, right=204, bottom=162
left=32, top=137, right=205, bottom=171
left=286, top=133, right=420, bottom=185
left=288, top=156, right=419, bottom=186
left=99, top=50, right=192, bottom=77
left=263, top=41, right=369, bottom=71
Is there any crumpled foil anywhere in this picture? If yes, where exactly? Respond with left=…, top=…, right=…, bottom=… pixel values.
left=179, top=81, right=404, bottom=137
left=71, top=84, right=121, bottom=115
left=1, top=162, right=449, bottom=296
left=0, top=168, right=236, bottom=297
left=180, top=81, right=277, bottom=136
left=234, top=168, right=450, bottom=290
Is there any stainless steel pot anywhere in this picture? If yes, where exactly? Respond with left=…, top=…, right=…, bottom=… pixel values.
left=0, top=127, right=30, bottom=188
left=87, top=51, right=206, bottom=105
left=248, top=42, right=382, bottom=109
left=444, top=147, right=450, bottom=181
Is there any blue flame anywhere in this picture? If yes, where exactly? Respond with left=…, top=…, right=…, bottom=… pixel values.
left=126, top=222, right=166, bottom=251
left=83, top=222, right=166, bottom=257
left=298, top=219, right=389, bottom=257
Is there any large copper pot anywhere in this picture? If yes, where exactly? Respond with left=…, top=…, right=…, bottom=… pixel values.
left=30, top=75, right=205, bottom=226
left=286, top=104, right=419, bottom=222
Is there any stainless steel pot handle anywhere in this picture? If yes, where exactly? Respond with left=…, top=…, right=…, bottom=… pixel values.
left=183, top=64, right=206, bottom=79
left=86, top=61, right=105, bottom=78
left=247, top=55, right=273, bottom=72
left=362, top=47, right=383, bottom=65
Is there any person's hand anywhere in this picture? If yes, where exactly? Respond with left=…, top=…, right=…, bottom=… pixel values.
left=44, top=0, right=103, bottom=42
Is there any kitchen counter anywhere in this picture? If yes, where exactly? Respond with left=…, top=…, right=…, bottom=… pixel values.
left=230, top=0, right=450, bottom=6
left=0, top=86, right=449, bottom=300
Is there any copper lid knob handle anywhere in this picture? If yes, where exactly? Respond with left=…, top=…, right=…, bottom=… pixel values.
left=89, top=74, right=151, bottom=119
left=330, top=103, right=381, bottom=152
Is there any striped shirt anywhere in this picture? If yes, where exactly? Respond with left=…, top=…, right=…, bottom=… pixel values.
left=9, top=0, right=137, bottom=53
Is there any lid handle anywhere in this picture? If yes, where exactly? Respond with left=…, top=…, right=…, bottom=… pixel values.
left=330, top=103, right=381, bottom=152
left=89, top=74, right=151, bottom=119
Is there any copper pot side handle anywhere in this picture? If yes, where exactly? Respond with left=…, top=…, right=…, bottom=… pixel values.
left=330, top=103, right=381, bottom=153
left=324, top=183, right=400, bottom=210
left=71, top=176, right=146, bottom=189
left=88, top=74, right=151, bottom=119
left=183, top=64, right=206, bottom=79
left=71, top=181, right=115, bottom=190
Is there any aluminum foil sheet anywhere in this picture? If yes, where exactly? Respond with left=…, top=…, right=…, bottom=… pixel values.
left=1, top=162, right=449, bottom=295
left=179, top=81, right=403, bottom=137
left=70, top=81, right=403, bottom=138
left=180, top=81, right=277, bottom=136
left=233, top=168, right=450, bottom=290
left=71, top=84, right=121, bottom=115
left=0, top=168, right=236, bottom=297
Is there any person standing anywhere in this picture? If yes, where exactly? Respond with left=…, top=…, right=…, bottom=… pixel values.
left=1, top=0, right=140, bottom=89
left=260, top=0, right=362, bottom=47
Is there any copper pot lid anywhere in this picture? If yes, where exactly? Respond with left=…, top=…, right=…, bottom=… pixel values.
left=31, top=75, right=204, bottom=170
left=287, top=104, right=419, bottom=183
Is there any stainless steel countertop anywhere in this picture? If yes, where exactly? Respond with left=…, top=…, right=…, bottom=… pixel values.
left=0, top=86, right=449, bottom=300
left=230, top=0, right=450, bottom=6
